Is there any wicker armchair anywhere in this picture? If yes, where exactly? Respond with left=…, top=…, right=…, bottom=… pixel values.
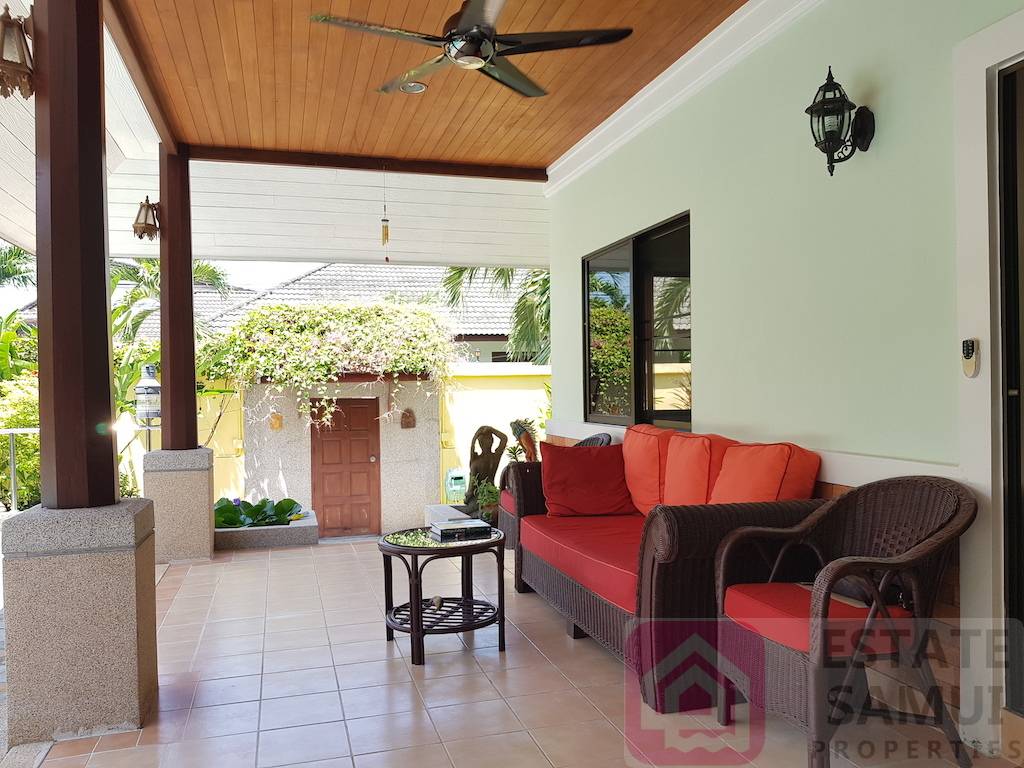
left=715, top=476, right=977, bottom=768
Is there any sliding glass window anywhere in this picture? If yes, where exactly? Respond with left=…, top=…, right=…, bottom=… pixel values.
left=583, top=214, right=691, bottom=428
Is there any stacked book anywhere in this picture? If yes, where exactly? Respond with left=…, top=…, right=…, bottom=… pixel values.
left=430, top=518, right=493, bottom=543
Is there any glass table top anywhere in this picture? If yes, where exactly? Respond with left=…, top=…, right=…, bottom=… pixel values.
left=381, top=526, right=502, bottom=550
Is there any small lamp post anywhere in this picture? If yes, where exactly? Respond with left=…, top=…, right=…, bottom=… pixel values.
left=135, top=364, right=161, bottom=451
left=133, top=196, right=160, bottom=240
left=0, top=4, right=33, bottom=99
left=805, top=67, right=874, bottom=176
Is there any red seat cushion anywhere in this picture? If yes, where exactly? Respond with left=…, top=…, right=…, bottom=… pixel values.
left=499, top=489, right=515, bottom=513
left=723, top=583, right=913, bottom=656
left=709, top=443, right=821, bottom=503
left=622, top=425, right=675, bottom=514
left=520, top=514, right=644, bottom=612
left=540, top=441, right=637, bottom=517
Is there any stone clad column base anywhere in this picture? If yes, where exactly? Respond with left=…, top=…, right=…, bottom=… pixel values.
left=2, top=499, right=157, bottom=744
left=143, top=447, right=215, bottom=563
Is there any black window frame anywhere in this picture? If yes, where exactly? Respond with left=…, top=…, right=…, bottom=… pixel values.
left=582, top=212, right=691, bottom=428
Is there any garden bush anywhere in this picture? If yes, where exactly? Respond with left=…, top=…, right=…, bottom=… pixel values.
left=0, top=374, right=41, bottom=509
left=198, top=301, right=458, bottom=421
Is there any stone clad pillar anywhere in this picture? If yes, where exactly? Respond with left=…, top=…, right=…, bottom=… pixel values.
left=144, top=447, right=215, bottom=562
left=3, top=501, right=157, bottom=743
left=145, top=144, right=216, bottom=563
left=1, top=0, right=157, bottom=744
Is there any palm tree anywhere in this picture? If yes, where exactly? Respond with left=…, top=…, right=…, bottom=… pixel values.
left=110, top=258, right=228, bottom=345
left=0, top=244, right=34, bottom=288
left=442, top=266, right=550, bottom=364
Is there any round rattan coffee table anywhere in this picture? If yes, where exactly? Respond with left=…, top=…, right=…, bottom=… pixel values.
left=378, top=527, right=505, bottom=665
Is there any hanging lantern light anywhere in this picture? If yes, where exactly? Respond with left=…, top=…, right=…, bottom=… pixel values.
left=805, top=66, right=874, bottom=176
left=0, top=4, right=33, bottom=100
left=133, top=196, right=160, bottom=240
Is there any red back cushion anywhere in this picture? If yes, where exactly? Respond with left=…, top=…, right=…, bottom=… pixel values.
left=663, top=433, right=739, bottom=505
left=622, top=425, right=675, bottom=514
left=540, top=441, right=638, bottom=517
left=709, top=443, right=821, bottom=503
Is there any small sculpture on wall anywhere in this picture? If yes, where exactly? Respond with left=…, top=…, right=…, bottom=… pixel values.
left=400, top=408, right=416, bottom=429
left=463, top=425, right=507, bottom=515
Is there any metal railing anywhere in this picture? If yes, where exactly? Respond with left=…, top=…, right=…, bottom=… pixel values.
left=1, top=425, right=158, bottom=513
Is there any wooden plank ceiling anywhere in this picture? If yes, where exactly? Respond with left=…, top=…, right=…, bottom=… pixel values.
left=111, top=0, right=746, bottom=175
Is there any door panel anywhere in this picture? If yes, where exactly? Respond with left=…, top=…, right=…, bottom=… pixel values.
left=311, top=398, right=382, bottom=537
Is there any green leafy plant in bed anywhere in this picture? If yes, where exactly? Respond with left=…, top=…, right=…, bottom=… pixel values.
left=214, top=497, right=304, bottom=528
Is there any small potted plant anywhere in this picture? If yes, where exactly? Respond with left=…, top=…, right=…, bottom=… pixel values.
left=475, top=481, right=500, bottom=525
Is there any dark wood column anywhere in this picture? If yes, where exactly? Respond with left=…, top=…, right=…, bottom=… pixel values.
left=159, top=143, right=198, bottom=450
left=34, top=0, right=117, bottom=509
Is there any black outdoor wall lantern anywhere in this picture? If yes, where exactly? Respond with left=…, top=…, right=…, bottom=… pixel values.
left=805, top=66, right=874, bottom=176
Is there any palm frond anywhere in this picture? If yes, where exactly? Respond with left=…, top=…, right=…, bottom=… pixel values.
left=0, top=244, right=35, bottom=288
left=507, top=269, right=550, bottom=364
left=442, top=266, right=518, bottom=306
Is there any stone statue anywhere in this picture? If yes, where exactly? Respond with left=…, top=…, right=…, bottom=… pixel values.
left=463, top=425, right=507, bottom=514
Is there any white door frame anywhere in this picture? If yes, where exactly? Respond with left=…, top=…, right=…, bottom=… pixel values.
left=954, top=8, right=1024, bottom=750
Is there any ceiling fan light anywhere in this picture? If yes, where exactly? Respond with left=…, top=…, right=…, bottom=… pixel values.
left=399, top=81, right=427, bottom=94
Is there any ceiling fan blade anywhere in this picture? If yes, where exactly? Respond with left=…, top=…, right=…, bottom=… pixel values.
left=495, top=28, right=632, bottom=56
left=378, top=56, right=451, bottom=93
left=479, top=58, right=546, bottom=98
left=455, top=0, right=507, bottom=31
left=311, top=15, right=445, bottom=46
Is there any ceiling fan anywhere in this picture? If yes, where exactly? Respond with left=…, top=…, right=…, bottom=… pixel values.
left=312, top=0, right=632, bottom=98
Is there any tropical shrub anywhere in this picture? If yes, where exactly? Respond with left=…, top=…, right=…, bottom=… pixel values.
left=588, top=305, right=632, bottom=415
left=0, top=374, right=41, bottom=509
left=198, top=302, right=458, bottom=422
left=214, top=496, right=304, bottom=528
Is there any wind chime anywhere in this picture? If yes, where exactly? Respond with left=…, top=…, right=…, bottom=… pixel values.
left=381, top=166, right=390, bottom=263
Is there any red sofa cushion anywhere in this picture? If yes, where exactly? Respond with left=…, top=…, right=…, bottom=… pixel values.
left=539, top=442, right=637, bottom=517
left=521, top=514, right=644, bottom=612
left=709, top=443, right=821, bottom=503
left=622, top=425, right=675, bottom=514
left=663, top=432, right=739, bottom=505
left=723, top=583, right=912, bottom=656
left=499, top=489, right=515, bottom=514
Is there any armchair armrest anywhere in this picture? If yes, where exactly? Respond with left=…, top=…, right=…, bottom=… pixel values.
left=638, top=499, right=824, bottom=621
left=715, top=511, right=832, bottom=609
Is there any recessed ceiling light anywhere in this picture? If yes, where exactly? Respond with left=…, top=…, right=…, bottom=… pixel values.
left=400, top=81, right=427, bottom=94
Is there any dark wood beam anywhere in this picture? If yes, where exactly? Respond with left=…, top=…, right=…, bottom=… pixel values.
left=187, top=145, right=548, bottom=182
left=35, top=0, right=118, bottom=508
left=159, top=143, right=198, bottom=450
left=104, top=0, right=177, bottom=150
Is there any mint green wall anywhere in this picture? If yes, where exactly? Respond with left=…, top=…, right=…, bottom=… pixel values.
left=549, top=0, right=1024, bottom=465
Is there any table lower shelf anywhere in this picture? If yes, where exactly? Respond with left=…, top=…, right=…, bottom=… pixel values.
left=386, top=597, right=498, bottom=635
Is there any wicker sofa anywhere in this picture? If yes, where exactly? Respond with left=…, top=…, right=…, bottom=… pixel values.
left=497, top=425, right=826, bottom=714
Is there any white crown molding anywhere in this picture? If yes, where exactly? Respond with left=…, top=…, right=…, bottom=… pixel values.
left=544, top=0, right=825, bottom=197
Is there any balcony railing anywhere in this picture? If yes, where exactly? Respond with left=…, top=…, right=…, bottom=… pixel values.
left=1, top=425, right=158, bottom=513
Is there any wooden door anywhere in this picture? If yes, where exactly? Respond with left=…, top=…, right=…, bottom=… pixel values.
left=311, top=399, right=382, bottom=537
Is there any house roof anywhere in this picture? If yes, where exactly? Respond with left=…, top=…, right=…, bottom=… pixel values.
left=18, top=263, right=518, bottom=340
left=17, top=282, right=259, bottom=336
left=205, top=263, right=517, bottom=338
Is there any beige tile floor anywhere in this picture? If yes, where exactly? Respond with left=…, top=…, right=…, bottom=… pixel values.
left=37, top=541, right=1017, bottom=768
